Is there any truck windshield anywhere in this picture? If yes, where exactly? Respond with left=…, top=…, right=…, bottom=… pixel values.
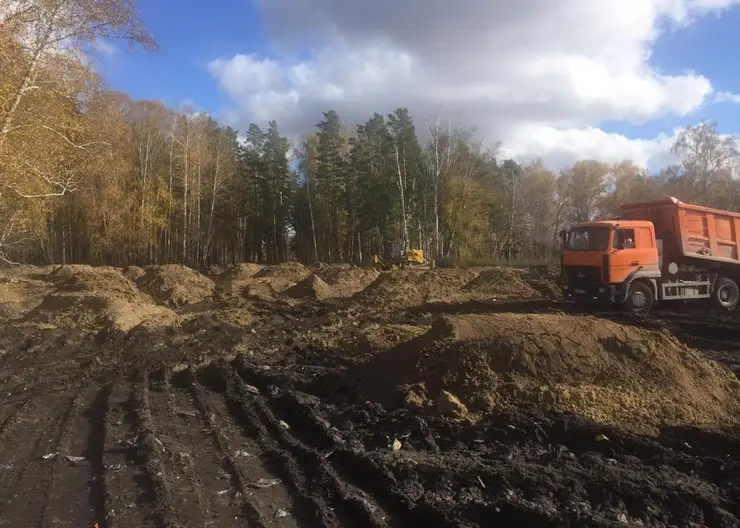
left=567, top=227, right=610, bottom=251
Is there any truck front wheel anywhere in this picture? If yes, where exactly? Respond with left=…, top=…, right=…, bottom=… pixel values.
left=713, top=277, right=739, bottom=311
left=623, top=281, right=654, bottom=314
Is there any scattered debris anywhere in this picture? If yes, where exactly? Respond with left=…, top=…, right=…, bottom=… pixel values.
left=274, top=509, right=289, bottom=519
left=391, top=439, right=402, bottom=451
left=177, top=410, right=198, bottom=418
left=251, top=478, right=281, bottom=489
left=42, top=452, right=58, bottom=460
left=65, top=455, right=86, bottom=465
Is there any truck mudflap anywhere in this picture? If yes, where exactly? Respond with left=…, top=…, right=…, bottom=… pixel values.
left=562, top=282, right=629, bottom=303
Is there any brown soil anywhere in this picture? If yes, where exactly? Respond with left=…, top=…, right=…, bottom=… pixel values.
left=462, top=267, right=540, bottom=299
left=3, top=263, right=740, bottom=527
left=357, top=313, right=740, bottom=434
left=137, top=264, right=215, bottom=307
left=122, top=265, right=146, bottom=281
left=315, top=265, right=379, bottom=298
left=22, top=265, right=179, bottom=331
left=255, top=261, right=310, bottom=283
left=284, top=274, right=333, bottom=300
left=0, top=276, right=51, bottom=319
left=358, top=268, right=480, bottom=308
left=222, top=262, right=263, bottom=280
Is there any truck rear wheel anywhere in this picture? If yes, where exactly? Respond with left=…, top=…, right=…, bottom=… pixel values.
left=713, top=277, right=739, bottom=311
left=623, top=281, right=654, bottom=314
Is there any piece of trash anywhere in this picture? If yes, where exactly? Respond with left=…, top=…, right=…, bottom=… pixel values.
left=42, top=452, right=58, bottom=460
left=251, top=478, right=281, bottom=489
left=274, top=509, right=289, bottom=518
left=244, top=384, right=260, bottom=395
left=595, top=434, right=609, bottom=442
left=278, top=420, right=290, bottom=430
left=216, top=489, right=229, bottom=495
left=0, top=464, right=13, bottom=470
left=235, top=450, right=253, bottom=458
left=65, top=455, right=86, bottom=465
left=177, top=410, right=198, bottom=418
left=684, top=442, right=692, bottom=449
left=391, top=439, right=402, bottom=451
left=321, top=448, right=335, bottom=459
left=477, top=476, right=486, bottom=488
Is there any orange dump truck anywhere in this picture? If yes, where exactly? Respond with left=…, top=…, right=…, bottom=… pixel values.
left=560, top=197, right=740, bottom=313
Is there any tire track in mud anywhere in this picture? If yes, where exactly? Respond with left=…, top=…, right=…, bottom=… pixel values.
left=103, top=378, right=156, bottom=528
left=210, top=361, right=392, bottom=528
left=0, top=390, right=78, bottom=526
left=203, top=362, right=380, bottom=528
left=234, top=360, right=455, bottom=528
left=131, top=371, right=180, bottom=527
left=34, top=385, right=110, bottom=527
left=178, top=368, right=298, bottom=527
left=148, top=368, right=256, bottom=527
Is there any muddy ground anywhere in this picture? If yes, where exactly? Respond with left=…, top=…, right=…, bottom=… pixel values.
left=0, top=262, right=739, bottom=527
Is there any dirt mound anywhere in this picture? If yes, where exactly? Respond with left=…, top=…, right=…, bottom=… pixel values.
left=462, top=267, right=539, bottom=299
left=316, top=265, right=379, bottom=298
left=0, top=278, right=51, bottom=319
left=24, top=266, right=178, bottom=331
left=222, top=263, right=263, bottom=280
left=137, top=264, right=215, bottom=307
left=359, top=268, right=480, bottom=309
left=122, top=265, right=146, bottom=281
left=359, top=313, right=740, bottom=433
left=255, top=261, right=310, bottom=283
left=284, top=274, right=333, bottom=300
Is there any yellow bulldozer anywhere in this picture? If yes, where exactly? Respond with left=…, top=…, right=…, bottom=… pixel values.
left=371, top=242, right=432, bottom=270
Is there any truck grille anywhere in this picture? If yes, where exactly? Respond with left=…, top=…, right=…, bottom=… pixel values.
left=563, top=265, right=602, bottom=284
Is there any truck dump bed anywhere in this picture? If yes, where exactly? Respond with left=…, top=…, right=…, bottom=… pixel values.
left=621, top=197, right=740, bottom=267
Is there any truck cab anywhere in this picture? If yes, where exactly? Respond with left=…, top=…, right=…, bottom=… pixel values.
left=561, top=198, right=740, bottom=313
left=562, top=220, right=661, bottom=312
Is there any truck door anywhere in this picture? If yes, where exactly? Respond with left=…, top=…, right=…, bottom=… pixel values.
left=611, top=227, right=655, bottom=283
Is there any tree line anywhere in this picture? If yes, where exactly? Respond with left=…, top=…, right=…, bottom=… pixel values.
left=2, top=1, right=740, bottom=268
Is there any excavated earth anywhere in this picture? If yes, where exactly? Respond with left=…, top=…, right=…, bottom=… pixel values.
left=0, top=263, right=739, bottom=527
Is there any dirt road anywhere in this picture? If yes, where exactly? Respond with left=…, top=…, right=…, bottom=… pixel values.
left=0, top=263, right=739, bottom=527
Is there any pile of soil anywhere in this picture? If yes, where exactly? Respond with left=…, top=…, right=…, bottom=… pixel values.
left=0, top=277, right=50, bottom=319
left=255, top=261, right=310, bottom=283
left=462, top=267, right=539, bottom=299
left=354, top=323, right=428, bottom=351
left=137, top=264, right=215, bottom=307
left=222, top=263, right=263, bottom=280
left=122, top=265, right=146, bottom=281
left=24, top=266, right=178, bottom=331
left=359, top=269, right=480, bottom=309
left=284, top=274, right=333, bottom=300
left=316, top=265, right=379, bottom=298
left=357, top=313, right=740, bottom=434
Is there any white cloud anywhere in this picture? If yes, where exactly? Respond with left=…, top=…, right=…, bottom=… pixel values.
left=91, top=39, right=117, bottom=57
left=715, top=91, right=740, bottom=104
left=209, top=0, right=740, bottom=169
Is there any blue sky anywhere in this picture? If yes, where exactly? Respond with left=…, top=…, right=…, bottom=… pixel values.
left=93, top=1, right=740, bottom=169
left=99, top=0, right=264, bottom=112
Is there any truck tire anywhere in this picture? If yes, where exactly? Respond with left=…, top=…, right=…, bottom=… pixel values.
left=623, top=281, right=654, bottom=314
left=713, top=277, right=739, bottom=311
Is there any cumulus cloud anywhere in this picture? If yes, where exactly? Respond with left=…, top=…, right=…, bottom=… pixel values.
left=209, top=0, right=740, bottom=169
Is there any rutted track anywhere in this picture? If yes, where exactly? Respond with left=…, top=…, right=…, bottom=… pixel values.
left=2, top=262, right=740, bottom=527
